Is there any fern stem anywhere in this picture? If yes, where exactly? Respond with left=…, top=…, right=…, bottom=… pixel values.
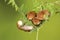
left=36, top=28, right=39, bottom=40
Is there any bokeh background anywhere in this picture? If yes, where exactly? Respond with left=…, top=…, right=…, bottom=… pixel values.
left=0, top=0, right=60, bottom=40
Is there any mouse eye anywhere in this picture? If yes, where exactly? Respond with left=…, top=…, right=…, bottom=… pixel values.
left=26, top=11, right=36, bottom=20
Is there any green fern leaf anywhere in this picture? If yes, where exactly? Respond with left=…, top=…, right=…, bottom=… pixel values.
left=4, top=0, right=19, bottom=11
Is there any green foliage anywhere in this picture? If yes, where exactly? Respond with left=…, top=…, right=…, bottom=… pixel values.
left=18, top=0, right=60, bottom=27
left=5, top=0, right=18, bottom=11
left=1, top=0, right=60, bottom=40
left=4, top=0, right=60, bottom=28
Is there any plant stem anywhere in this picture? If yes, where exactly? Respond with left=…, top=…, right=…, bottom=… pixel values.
left=36, top=28, right=39, bottom=40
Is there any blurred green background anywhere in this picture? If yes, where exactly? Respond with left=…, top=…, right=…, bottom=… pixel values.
left=0, top=0, right=60, bottom=40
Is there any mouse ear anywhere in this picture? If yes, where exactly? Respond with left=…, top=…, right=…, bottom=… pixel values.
left=36, top=11, right=44, bottom=20
left=26, top=11, right=36, bottom=20
left=32, top=17, right=41, bottom=26
left=36, top=10, right=50, bottom=20
left=42, top=10, right=51, bottom=20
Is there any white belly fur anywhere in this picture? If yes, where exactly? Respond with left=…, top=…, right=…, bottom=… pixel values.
left=21, top=26, right=33, bottom=30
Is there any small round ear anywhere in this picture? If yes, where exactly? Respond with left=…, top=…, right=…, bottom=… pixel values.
left=26, top=11, right=37, bottom=20
left=32, top=17, right=41, bottom=26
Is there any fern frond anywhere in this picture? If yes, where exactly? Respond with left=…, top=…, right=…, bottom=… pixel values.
left=4, top=0, right=19, bottom=11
